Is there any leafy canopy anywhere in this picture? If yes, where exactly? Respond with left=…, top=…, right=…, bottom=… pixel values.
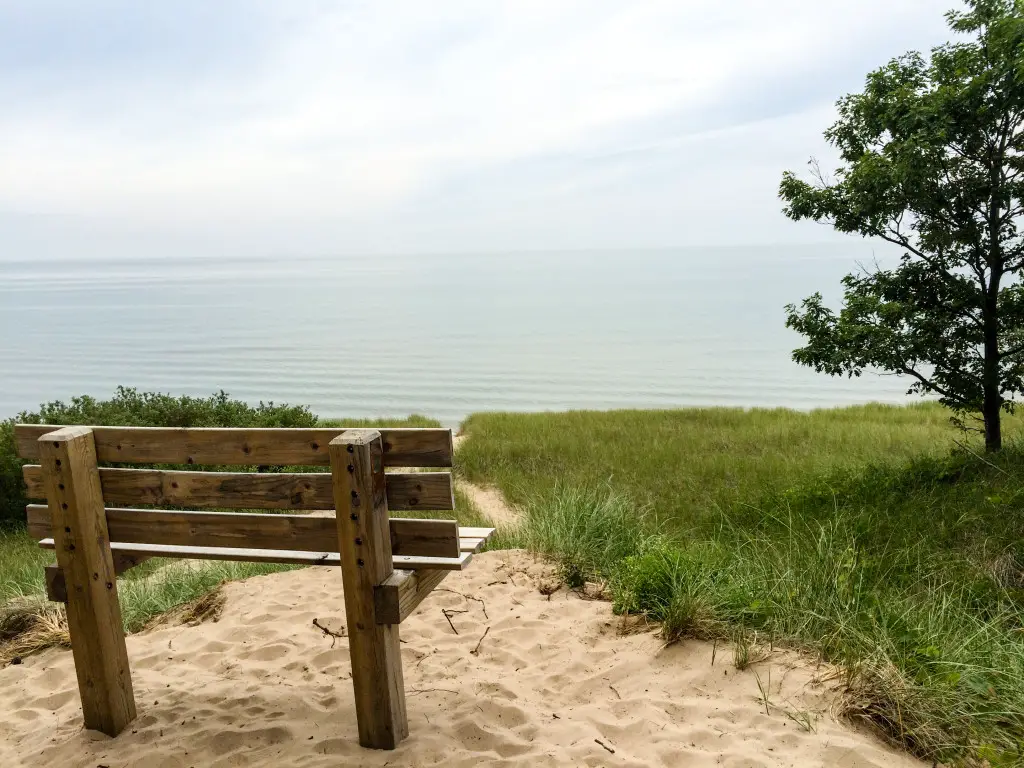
left=780, top=0, right=1024, bottom=438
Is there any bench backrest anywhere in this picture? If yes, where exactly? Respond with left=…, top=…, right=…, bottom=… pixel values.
left=17, top=424, right=469, bottom=568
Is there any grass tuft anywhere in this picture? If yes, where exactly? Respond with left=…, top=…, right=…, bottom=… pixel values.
left=116, top=561, right=300, bottom=633
left=501, top=485, right=656, bottom=588
left=0, top=598, right=69, bottom=664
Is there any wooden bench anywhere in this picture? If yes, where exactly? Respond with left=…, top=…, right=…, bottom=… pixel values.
left=15, top=424, right=494, bottom=749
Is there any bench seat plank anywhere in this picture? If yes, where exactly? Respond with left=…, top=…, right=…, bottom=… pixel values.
left=458, top=528, right=496, bottom=553
left=36, top=538, right=473, bottom=571
left=27, top=505, right=490, bottom=556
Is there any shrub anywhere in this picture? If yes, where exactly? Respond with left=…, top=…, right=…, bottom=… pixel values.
left=0, top=387, right=318, bottom=527
left=611, top=540, right=723, bottom=640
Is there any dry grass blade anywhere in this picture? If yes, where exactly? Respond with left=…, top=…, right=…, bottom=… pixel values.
left=0, top=598, right=70, bottom=665
left=145, top=588, right=226, bottom=629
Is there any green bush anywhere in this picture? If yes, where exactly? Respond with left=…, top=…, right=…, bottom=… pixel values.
left=611, top=540, right=723, bottom=640
left=22, top=386, right=317, bottom=429
left=0, top=387, right=318, bottom=527
left=0, top=425, right=26, bottom=531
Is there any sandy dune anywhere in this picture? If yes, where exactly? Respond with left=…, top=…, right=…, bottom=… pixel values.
left=0, top=551, right=924, bottom=768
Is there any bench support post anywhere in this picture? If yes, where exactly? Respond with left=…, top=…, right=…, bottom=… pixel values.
left=329, top=430, right=408, bottom=749
left=38, top=427, right=136, bottom=736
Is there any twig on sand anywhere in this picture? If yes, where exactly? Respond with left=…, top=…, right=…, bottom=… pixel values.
left=608, top=685, right=621, bottom=700
left=436, top=588, right=489, bottom=619
left=409, top=688, right=459, bottom=696
left=595, top=738, right=615, bottom=754
left=312, top=618, right=346, bottom=648
left=442, top=608, right=468, bottom=635
left=471, top=626, right=491, bottom=656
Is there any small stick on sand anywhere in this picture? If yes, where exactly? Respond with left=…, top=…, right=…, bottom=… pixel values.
left=471, top=627, right=491, bottom=656
left=595, top=738, right=615, bottom=754
left=312, top=618, right=346, bottom=649
left=436, top=588, right=489, bottom=620
left=442, top=608, right=468, bottom=635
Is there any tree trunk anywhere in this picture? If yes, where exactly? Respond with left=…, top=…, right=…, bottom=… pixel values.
left=983, top=140, right=1005, bottom=453
left=982, top=293, right=1002, bottom=452
left=983, top=386, right=1002, bottom=453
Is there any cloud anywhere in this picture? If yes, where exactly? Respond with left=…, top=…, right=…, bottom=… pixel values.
left=0, top=0, right=955, bottom=256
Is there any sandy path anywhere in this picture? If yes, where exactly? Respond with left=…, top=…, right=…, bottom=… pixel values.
left=457, top=479, right=520, bottom=527
left=0, top=551, right=923, bottom=768
left=453, top=433, right=521, bottom=528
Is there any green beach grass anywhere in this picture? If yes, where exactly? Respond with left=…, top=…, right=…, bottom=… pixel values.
left=457, top=402, right=1017, bottom=525
left=458, top=403, right=1024, bottom=765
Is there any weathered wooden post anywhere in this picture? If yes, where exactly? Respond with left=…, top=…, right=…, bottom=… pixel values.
left=38, top=427, right=136, bottom=735
left=329, top=430, right=408, bottom=749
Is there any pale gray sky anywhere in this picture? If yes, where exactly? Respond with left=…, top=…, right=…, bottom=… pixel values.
left=0, top=0, right=954, bottom=259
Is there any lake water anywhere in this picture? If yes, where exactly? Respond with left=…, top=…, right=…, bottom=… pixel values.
left=0, top=245, right=912, bottom=426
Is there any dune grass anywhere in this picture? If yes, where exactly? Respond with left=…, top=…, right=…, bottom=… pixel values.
left=461, top=403, right=1024, bottom=765
left=458, top=403, right=1020, bottom=528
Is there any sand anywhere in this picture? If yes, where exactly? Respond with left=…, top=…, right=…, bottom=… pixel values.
left=0, top=551, right=925, bottom=768
left=456, top=480, right=520, bottom=527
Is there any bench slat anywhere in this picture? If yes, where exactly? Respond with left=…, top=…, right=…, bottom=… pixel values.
left=26, top=505, right=463, bottom=558
left=458, top=537, right=486, bottom=553
left=15, top=425, right=453, bottom=467
left=36, top=538, right=473, bottom=571
left=23, top=465, right=454, bottom=511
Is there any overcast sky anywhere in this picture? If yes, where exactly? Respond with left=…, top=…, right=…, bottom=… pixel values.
left=0, top=0, right=955, bottom=260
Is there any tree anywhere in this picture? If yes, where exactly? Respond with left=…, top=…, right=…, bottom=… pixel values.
left=780, top=0, right=1024, bottom=451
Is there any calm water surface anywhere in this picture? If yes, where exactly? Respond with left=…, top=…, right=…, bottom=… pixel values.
left=0, top=245, right=911, bottom=426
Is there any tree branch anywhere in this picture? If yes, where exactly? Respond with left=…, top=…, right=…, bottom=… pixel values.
left=877, top=228, right=985, bottom=329
left=899, top=365, right=968, bottom=406
left=1000, top=342, right=1024, bottom=359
